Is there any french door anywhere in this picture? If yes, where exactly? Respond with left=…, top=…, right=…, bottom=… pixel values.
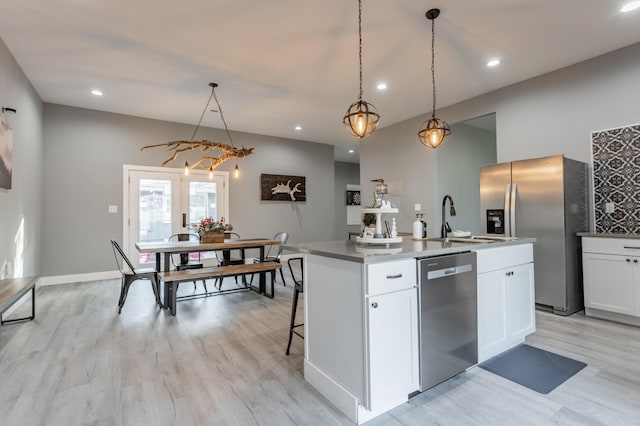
left=124, top=165, right=229, bottom=267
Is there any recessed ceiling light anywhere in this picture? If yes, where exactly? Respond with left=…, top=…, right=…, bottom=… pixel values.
left=486, top=59, right=501, bottom=67
left=294, top=125, right=302, bottom=131
left=91, top=89, right=103, bottom=96
left=621, top=1, right=640, bottom=12
left=377, top=82, right=387, bottom=90
left=348, top=149, right=355, bottom=153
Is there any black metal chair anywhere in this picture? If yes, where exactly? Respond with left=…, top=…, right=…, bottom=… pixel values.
left=286, top=256, right=304, bottom=355
left=111, top=239, right=161, bottom=314
left=215, top=232, right=246, bottom=289
left=250, top=231, right=289, bottom=286
left=168, top=233, right=207, bottom=293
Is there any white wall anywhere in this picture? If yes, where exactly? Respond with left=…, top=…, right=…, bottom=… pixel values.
left=0, top=38, right=43, bottom=278
left=362, top=42, right=640, bottom=236
left=42, top=104, right=335, bottom=276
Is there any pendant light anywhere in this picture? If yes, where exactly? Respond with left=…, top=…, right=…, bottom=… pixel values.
left=418, top=8, right=451, bottom=149
left=343, top=0, right=380, bottom=139
left=141, top=83, right=253, bottom=175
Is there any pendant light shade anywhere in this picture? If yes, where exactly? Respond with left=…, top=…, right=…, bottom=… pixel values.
left=344, top=100, right=380, bottom=138
left=343, top=0, right=380, bottom=139
left=418, top=117, right=451, bottom=149
left=418, top=8, right=451, bottom=149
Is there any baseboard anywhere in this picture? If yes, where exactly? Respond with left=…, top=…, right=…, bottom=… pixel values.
left=39, top=270, right=120, bottom=286
left=304, top=360, right=359, bottom=424
left=585, top=307, right=640, bottom=327
left=280, top=253, right=303, bottom=262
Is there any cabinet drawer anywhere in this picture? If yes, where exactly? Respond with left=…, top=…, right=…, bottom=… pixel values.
left=476, top=243, right=533, bottom=274
left=582, top=237, right=640, bottom=256
left=367, top=259, right=416, bottom=296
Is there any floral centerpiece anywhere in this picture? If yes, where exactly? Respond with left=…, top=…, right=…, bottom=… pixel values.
left=192, top=217, right=229, bottom=243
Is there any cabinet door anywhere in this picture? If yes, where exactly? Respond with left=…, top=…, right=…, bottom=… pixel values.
left=477, top=269, right=508, bottom=363
left=506, top=263, right=535, bottom=339
left=367, top=288, right=418, bottom=411
left=583, top=253, right=634, bottom=314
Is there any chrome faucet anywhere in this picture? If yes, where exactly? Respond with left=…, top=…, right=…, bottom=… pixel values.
left=441, top=195, right=457, bottom=238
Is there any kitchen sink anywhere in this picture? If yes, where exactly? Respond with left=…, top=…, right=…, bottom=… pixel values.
left=428, top=237, right=497, bottom=243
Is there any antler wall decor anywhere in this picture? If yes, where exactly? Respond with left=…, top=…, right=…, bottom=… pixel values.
left=141, top=82, right=253, bottom=173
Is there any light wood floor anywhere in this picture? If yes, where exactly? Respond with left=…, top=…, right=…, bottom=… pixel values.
left=1, top=276, right=639, bottom=426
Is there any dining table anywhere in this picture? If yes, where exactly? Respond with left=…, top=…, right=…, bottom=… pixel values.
left=135, top=238, right=281, bottom=306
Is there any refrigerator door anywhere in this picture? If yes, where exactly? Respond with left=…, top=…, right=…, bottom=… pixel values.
left=511, top=155, right=566, bottom=309
left=480, top=163, right=511, bottom=236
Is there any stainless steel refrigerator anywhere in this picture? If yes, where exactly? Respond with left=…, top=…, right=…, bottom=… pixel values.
left=480, top=155, right=588, bottom=315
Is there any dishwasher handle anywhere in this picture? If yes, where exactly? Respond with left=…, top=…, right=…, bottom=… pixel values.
left=426, top=264, right=473, bottom=280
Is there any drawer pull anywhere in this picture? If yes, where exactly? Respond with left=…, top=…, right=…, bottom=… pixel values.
left=371, top=302, right=379, bottom=309
left=386, top=273, right=403, bottom=279
left=623, top=246, right=640, bottom=249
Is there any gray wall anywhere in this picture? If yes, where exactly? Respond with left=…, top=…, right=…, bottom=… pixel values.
left=42, top=104, right=335, bottom=276
left=362, top=42, right=640, bottom=236
left=334, top=161, right=360, bottom=240
left=0, top=38, right=43, bottom=278
left=437, top=123, right=496, bottom=235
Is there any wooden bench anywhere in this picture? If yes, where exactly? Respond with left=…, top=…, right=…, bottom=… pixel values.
left=159, top=262, right=281, bottom=315
left=0, top=276, right=37, bottom=327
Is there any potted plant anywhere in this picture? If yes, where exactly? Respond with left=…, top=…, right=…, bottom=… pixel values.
left=362, top=213, right=376, bottom=228
left=192, top=217, right=228, bottom=243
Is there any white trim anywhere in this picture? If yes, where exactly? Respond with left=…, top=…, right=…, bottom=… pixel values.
left=280, top=253, right=303, bottom=262
left=39, top=270, right=120, bottom=286
left=304, top=360, right=359, bottom=424
left=122, top=164, right=230, bottom=264
left=122, top=163, right=229, bottom=178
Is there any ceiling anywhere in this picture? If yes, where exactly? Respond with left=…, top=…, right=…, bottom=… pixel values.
left=1, top=1, right=640, bottom=163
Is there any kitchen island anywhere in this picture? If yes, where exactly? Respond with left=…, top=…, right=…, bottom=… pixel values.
left=285, top=237, right=536, bottom=424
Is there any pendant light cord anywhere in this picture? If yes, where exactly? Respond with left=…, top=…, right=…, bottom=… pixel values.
left=190, top=88, right=214, bottom=141
left=431, top=16, right=437, bottom=119
left=189, top=85, right=235, bottom=148
left=358, top=0, right=363, bottom=101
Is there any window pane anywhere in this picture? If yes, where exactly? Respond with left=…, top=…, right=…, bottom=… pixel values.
left=189, top=181, right=218, bottom=223
left=189, top=181, right=218, bottom=260
left=139, top=179, right=172, bottom=262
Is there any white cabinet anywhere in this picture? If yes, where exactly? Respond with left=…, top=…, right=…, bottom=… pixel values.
left=367, top=288, right=418, bottom=411
left=582, top=237, right=640, bottom=321
left=365, top=259, right=419, bottom=415
left=583, top=253, right=635, bottom=314
left=303, top=255, right=418, bottom=425
left=476, top=244, right=535, bottom=363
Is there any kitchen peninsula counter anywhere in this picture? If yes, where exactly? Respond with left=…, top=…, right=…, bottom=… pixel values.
left=285, top=237, right=536, bottom=424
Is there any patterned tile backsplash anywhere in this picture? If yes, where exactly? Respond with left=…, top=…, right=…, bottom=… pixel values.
left=591, top=124, right=640, bottom=233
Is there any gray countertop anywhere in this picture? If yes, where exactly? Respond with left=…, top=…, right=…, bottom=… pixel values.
left=577, top=232, right=640, bottom=239
left=284, top=237, right=535, bottom=264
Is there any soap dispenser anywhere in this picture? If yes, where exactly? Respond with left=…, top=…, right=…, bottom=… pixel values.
left=413, top=214, right=423, bottom=239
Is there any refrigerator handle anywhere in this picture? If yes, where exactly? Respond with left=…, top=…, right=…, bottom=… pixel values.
left=504, top=183, right=511, bottom=237
left=510, top=183, right=517, bottom=237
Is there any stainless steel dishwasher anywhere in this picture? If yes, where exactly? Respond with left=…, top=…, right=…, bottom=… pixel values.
left=417, top=251, right=477, bottom=391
